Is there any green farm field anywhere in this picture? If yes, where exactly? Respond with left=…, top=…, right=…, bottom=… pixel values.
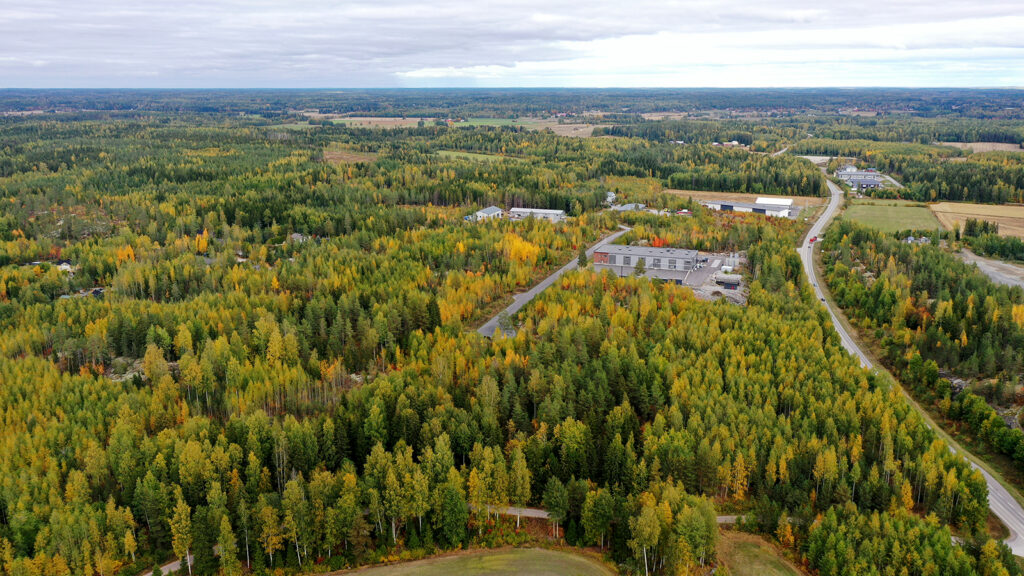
left=843, top=199, right=942, bottom=233
left=342, top=548, right=615, bottom=576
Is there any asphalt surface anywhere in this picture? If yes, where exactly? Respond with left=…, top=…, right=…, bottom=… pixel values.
left=801, top=179, right=872, bottom=368
left=140, top=554, right=190, bottom=576
left=802, top=176, right=1024, bottom=555
left=477, top=226, right=631, bottom=338
left=958, top=248, right=1024, bottom=289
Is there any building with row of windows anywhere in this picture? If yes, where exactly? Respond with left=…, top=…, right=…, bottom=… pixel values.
left=592, top=245, right=699, bottom=281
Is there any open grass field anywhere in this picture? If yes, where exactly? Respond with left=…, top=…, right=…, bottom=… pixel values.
left=930, top=202, right=1024, bottom=238
left=437, top=150, right=523, bottom=162
left=664, top=189, right=827, bottom=209
left=339, top=548, right=615, bottom=576
left=323, top=143, right=377, bottom=164
left=329, top=117, right=427, bottom=128
left=266, top=122, right=316, bottom=130
left=844, top=199, right=942, bottom=233
left=717, top=532, right=806, bottom=576
left=294, top=113, right=607, bottom=137
left=940, top=142, right=1024, bottom=153
left=458, top=118, right=521, bottom=127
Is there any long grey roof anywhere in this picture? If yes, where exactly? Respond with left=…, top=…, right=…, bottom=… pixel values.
left=509, top=207, right=565, bottom=215
left=703, top=201, right=791, bottom=212
left=595, top=245, right=698, bottom=259
left=476, top=206, right=503, bottom=216
left=837, top=171, right=882, bottom=180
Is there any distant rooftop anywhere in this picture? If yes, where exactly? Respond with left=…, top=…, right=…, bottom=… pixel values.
left=611, top=203, right=646, bottom=211
left=509, top=207, right=565, bottom=215
left=476, top=206, right=502, bottom=216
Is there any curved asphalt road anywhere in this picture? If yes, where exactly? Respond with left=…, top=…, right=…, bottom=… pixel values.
left=478, top=225, right=631, bottom=338
left=801, top=179, right=872, bottom=368
left=803, top=175, right=1024, bottom=554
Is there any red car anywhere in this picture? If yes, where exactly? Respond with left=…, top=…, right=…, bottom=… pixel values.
left=809, top=236, right=817, bottom=243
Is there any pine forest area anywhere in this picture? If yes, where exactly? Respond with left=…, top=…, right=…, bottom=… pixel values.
left=2, top=89, right=1024, bottom=576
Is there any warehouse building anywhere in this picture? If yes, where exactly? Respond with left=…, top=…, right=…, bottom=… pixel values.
left=701, top=200, right=792, bottom=218
left=836, top=166, right=885, bottom=190
left=593, top=245, right=699, bottom=281
left=508, top=207, right=566, bottom=222
left=470, top=206, right=503, bottom=221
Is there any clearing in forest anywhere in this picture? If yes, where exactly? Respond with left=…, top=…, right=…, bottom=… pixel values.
left=930, top=202, right=1024, bottom=238
left=323, top=143, right=378, bottom=164
left=338, top=548, right=615, bottom=576
left=717, top=532, right=807, bottom=576
left=437, top=150, right=523, bottom=162
left=939, top=142, right=1024, bottom=153
left=664, top=189, right=827, bottom=208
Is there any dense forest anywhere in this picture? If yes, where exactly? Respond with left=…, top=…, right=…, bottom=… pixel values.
left=596, top=117, right=1024, bottom=149
left=1, top=102, right=1022, bottom=576
left=795, top=140, right=1024, bottom=204
left=961, top=220, right=1024, bottom=263
left=821, top=220, right=1024, bottom=492
left=4, top=88, right=1024, bottom=118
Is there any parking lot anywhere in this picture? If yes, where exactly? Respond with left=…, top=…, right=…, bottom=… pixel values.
left=666, top=252, right=748, bottom=304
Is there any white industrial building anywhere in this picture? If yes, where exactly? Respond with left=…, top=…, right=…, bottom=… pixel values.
left=470, top=206, right=503, bottom=221
left=702, top=199, right=792, bottom=218
left=508, top=207, right=566, bottom=223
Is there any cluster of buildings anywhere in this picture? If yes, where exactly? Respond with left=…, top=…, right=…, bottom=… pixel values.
left=468, top=206, right=567, bottom=223
left=836, top=166, right=885, bottom=190
left=701, top=197, right=795, bottom=218
left=903, top=235, right=933, bottom=245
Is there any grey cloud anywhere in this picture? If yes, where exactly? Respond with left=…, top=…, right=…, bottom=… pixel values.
left=0, top=0, right=1022, bottom=86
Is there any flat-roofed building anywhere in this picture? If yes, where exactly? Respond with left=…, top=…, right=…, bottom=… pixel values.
left=836, top=168, right=885, bottom=190
left=715, top=273, right=743, bottom=290
left=754, top=197, right=794, bottom=206
left=508, top=207, right=566, bottom=222
left=702, top=200, right=792, bottom=218
left=593, top=245, right=699, bottom=281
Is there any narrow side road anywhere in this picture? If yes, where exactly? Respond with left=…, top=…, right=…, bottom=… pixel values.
left=140, top=554, right=189, bottom=576
left=801, top=174, right=1024, bottom=554
left=477, top=225, right=631, bottom=338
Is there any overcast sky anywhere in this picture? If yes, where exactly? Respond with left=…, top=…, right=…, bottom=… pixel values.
left=2, top=0, right=1023, bottom=88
